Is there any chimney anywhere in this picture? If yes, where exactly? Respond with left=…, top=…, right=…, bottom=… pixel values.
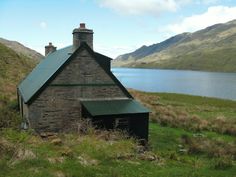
left=72, top=23, right=93, bottom=50
left=45, top=42, right=57, bottom=56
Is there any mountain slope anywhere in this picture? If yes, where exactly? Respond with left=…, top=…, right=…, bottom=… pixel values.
left=0, top=42, right=37, bottom=99
left=116, top=32, right=190, bottom=61
left=113, top=19, right=236, bottom=72
left=0, top=38, right=43, bottom=61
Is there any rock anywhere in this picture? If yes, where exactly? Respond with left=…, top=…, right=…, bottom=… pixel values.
left=51, top=138, right=62, bottom=145
left=136, top=145, right=145, bottom=153
left=40, top=133, right=47, bottom=138
left=193, top=133, right=205, bottom=137
left=138, top=152, right=158, bottom=161
left=77, top=155, right=98, bottom=166
left=40, top=132, right=57, bottom=138
left=179, top=148, right=188, bottom=153
left=16, top=149, right=36, bottom=159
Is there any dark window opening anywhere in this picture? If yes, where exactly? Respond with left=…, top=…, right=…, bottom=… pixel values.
left=114, top=118, right=129, bottom=130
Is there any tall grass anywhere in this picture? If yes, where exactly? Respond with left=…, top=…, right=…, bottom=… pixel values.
left=181, top=134, right=236, bottom=159
left=130, top=90, right=236, bottom=136
left=0, top=98, right=21, bottom=130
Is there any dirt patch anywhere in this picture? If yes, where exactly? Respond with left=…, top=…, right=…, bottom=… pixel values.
left=9, top=148, right=36, bottom=165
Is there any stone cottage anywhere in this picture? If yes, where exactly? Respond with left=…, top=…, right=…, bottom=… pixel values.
left=17, top=23, right=149, bottom=141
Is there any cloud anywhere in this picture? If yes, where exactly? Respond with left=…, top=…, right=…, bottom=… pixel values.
left=195, top=0, right=220, bottom=4
left=39, top=21, right=47, bottom=29
left=98, top=0, right=190, bottom=16
left=166, top=6, right=236, bottom=34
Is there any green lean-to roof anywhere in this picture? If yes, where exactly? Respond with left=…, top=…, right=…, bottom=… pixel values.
left=81, top=99, right=150, bottom=116
left=18, top=43, right=132, bottom=104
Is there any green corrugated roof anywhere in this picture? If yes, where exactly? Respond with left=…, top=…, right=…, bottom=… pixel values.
left=81, top=99, right=150, bottom=116
left=18, top=45, right=73, bottom=103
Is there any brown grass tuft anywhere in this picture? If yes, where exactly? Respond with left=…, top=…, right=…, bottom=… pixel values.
left=181, top=135, right=236, bottom=159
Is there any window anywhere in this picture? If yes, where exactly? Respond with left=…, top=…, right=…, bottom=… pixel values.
left=114, top=118, right=129, bottom=130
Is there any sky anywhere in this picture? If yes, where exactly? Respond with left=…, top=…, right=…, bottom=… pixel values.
left=1, top=0, right=236, bottom=58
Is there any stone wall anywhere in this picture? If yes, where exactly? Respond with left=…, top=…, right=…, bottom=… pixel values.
left=28, top=48, right=128, bottom=132
left=52, top=49, right=114, bottom=84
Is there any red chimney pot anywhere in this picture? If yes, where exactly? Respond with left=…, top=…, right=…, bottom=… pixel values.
left=80, top=23, right=86, bottom=29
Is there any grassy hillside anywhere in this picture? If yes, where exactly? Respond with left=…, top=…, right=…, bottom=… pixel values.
left=115, top=33, right=190, bottom=61
left=113, top=20, right=236, bottom=72
left=0, top=43, right=37, bottom=100
left=0, top=42, right=37, bottom=129
left=124, top=47, right=236, bottom=72
left=0, top=90, right=235, bottom=177
left=0, top=38, right=43, bottom=61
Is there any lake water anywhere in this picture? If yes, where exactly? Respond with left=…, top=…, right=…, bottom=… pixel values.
left=112, top=68, right=236, bottom=101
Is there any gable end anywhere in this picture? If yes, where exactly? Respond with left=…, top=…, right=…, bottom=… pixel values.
left=23, top=43, right=132, bottom=104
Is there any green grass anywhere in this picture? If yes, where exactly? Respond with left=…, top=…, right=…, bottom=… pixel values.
left=0, top=123, right=235, bottom=177
left=0, top=43, right=37, bottom=99
left=0, top=91, right=235, bottom=177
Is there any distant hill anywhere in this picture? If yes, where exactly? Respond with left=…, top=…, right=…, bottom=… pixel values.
left=0, top=38, right=43, bottom=61
left=113, top=19, right=236, bottom=72
left=116, top=32, right=190, bottom=61
left=0, top=42, right=37, bottom=99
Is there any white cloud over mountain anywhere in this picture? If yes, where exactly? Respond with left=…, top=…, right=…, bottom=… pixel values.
left=166, top=6, right=236, bottom=34
left=98, top=0, right=186, bottom=16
